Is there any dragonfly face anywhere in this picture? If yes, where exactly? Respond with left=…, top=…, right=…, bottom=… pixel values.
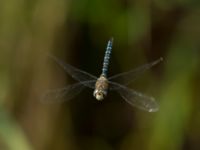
left=93, top=75, right=109, bottom=101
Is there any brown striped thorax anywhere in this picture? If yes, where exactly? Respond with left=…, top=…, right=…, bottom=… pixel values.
left=93, top=75, right=109, bottom=101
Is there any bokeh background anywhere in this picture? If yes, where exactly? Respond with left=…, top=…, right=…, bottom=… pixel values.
left=0, top=0, right=200, bottom=150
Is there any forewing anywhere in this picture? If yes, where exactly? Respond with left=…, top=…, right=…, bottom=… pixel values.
left=48, top=54, right=97, bottom=88
left=109, top=82, right=159, bottom=112
left=41, top=80, right=96, bottom=103
left=108, top=58, right=163, bottom=87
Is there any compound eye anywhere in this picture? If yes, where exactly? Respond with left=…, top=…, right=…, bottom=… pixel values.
left=95, top=93, right=104, bottom=101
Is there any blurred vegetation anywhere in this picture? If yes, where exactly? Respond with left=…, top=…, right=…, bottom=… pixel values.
left=0, top=0, right=200, bottom=150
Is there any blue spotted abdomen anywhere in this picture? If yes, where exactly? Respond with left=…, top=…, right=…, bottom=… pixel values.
left=102, top=37, right=113, bottom=77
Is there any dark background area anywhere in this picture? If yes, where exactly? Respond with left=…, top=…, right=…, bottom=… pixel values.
left=0, top=0, right=200, bottom=150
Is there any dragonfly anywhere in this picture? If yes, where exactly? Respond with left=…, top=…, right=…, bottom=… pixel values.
left=42, top=38, right=163, bottom=112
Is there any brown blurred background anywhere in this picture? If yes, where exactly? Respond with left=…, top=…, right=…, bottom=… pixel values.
left=0, top=0, right=200, bottom=150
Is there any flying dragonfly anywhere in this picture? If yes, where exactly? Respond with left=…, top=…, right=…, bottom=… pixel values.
left=42, top=38, right=163, bottom=112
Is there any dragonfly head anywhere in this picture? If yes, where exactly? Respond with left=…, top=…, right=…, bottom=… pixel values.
left=93, top=89, right=107, bottom=101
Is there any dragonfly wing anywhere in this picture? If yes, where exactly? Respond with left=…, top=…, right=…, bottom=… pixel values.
left=41, top=80, right=96, bottom=103
left=48, top=54, right=97, bottom=88
left=41, top=83, right=85, bottom=103
left=109, top=82, right=159, bottom=112
left=108, top=58, right=163, bottom=87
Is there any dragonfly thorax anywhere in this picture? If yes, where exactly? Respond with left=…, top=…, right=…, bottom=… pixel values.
left=93, top=75, right=109, bottom=101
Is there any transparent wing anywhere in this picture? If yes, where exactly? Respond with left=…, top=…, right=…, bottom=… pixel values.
left=108, top=58, right=163, bottom=87
left=41, top=80, right=96, bottom=103
left=109, top=81, right=159, bottom=112
left=41, top=83, right=85, bottom=103
left=48, top=54, right=97, bottom=88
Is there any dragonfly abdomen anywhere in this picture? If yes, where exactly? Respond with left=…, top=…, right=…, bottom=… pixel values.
left=102, top=37, right=113, bottom=77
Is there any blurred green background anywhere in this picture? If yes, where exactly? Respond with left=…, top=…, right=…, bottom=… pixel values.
left=0, top=0, right=200, bottom=150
